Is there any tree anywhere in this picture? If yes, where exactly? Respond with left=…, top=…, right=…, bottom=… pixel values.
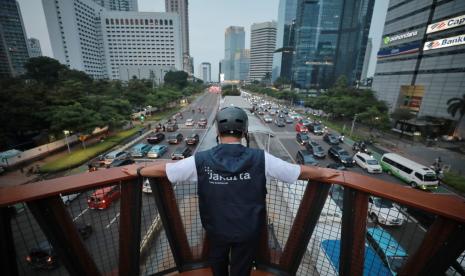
left=358, top=106, right=390, bottom=132
left=262, top=72, right=272, bottom=85
left=24, top=57, right=67, bottom=86
left=164, top=71, right=188, bottom=88
left=48, top=102, right=104, bottom=135
left=447, top=94, right=465, bottom=137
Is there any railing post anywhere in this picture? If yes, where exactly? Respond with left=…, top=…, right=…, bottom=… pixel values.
left=340, top=187, right=368, bottom=276
left=0, top=207, right=18, bottom=276
left=399, top=217, right=465, bottom=275
left=151, top=178, right=193, bottom=271
left=27, top=195, right=100, bottom=276
left=279, top=181, right=331, bottom=275
left=119, top=179, right=143, bottom=276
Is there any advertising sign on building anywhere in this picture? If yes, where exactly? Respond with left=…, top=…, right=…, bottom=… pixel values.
left=423, top=34, right=465, bottom=51
left=377, top=42, right=420, bottom=59
left=383, top=30, right=418, bottom=45
left=427, top=14, right=465, bottom=34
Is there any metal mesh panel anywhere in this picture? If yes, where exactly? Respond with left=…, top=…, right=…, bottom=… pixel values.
left=11, top=202, right=69, bottom=275
left=173, top=181, right=205, bottom=260
left=140, top=177, right=176, bottom=275
left=65, top=183, right=121, bottom=274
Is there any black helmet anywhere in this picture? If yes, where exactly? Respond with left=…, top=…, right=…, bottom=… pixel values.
left=216, top=106, right=248, bottom=136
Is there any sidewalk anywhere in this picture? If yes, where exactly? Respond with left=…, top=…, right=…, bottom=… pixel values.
left=0, top=134, right=105, bottom=187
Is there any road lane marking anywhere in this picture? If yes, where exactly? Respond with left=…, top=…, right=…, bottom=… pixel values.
left=105, top=212, right=120, bottom=229
left=73, top=208, right=89, bottom=221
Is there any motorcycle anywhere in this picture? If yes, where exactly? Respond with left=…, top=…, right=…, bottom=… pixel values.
left=353, top=141, right=371, bottom=154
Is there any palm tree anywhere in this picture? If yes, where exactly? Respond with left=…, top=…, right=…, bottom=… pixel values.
left=447, top=94, right=465, bottom=137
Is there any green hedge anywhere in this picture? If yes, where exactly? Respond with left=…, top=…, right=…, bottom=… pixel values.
left=39, top=126, right=141, bottom=173
left=442, top=172, right=465, bottom=193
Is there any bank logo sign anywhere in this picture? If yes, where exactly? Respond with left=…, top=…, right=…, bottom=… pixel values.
left=423, top=34, right=465, bottom=51
left=383, top=31, right=418, bottom=45
left=427, top=14, right=465, bottom=34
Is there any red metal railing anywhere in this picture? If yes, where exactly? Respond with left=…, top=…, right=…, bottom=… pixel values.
left=0, top=166, right=464, bottom=275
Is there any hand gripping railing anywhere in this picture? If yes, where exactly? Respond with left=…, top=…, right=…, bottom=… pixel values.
left=0, top=166, right=465, bottom=276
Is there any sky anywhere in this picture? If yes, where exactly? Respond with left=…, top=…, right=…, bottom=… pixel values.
left=17, top=0, right=388, bottom=82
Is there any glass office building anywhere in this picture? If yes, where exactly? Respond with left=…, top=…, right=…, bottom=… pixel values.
left=0, top=0, right=30, bottom=78
left=272, top=0, right=297, bottom=82
left=292, top=0, right=374, bottom=89
left=224, top=26, right=245, bottom=80
left=372, top=0, right=465, bottom=126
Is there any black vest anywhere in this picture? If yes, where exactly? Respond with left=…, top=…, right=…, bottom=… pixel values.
left=195, top=144, right=266, bottom=242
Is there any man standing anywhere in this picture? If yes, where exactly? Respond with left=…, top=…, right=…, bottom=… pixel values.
left=123, top=107, right=339, bottom=276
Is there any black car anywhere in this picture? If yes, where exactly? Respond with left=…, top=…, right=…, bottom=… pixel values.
left=309, top=123, right=324, bottom=135
left=296, top=133, right=310, bottom=145
left=295, top=150, right=319, bottom=166
left=305, top=141, right=326, bottom=158
left=166, top=123, right=178, bottom=132
left=76, top=221, right=93, bottom=240
left=327, top=163, right=347, bottom=170
left=328, top=146, right=355, bottom=167
left=109, top=158, right=135, bottom=167
left=185, top=133, right=200, bottom=145
left=146, top=133, right=165, bottom=144
left=274, top=118, right=286, bottom=127
left=168, top=133, right=184, bottom=144
left=171, top=147, right=192, bottom=160
left=26, top=241, right=58, bottom=270
left=323, top=133, right=340, bottom=145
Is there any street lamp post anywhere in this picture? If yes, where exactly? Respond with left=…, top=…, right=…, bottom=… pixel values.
left=63, top=130, right=71, bottom=153
left=350, top=114, right=358, bottom=137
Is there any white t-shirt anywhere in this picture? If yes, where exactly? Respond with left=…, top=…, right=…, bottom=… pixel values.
left=166, top=151, right=301, bottom=184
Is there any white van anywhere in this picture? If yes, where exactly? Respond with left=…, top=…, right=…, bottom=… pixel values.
left=354, top=152, right=382, bottom=173
left=380, top=153, right=438, bottom=190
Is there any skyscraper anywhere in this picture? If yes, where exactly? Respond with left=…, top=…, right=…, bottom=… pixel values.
left=28, top=38, right=42, bottom=58
left=43, top=0, right=107, bottom=79
left=372, top=0, right=465, bottom=124
left=199, top=62, right=211, bottom=83
left=101, top=12, right=182, bottom=80
left=292, top=0, right=374, bottom=89
left=234, top=49, right=250, bottom=81
left=43, top=0, right=182, bottom=80
left=361, top=37, right=372, bottom=82
left=224, top=26, right=245, bottom=80
left=92, top=0, right=138, bottom=11
left=249, top=21, right=277, bottom=82
left=165, top=0, right=191, bottom=74
left=0, top=0, right=30, bottom=78
left=272, top=0, right=297, bottom=82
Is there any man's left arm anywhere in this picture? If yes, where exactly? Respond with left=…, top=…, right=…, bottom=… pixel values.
left=122, top=161, right=171, bottom=177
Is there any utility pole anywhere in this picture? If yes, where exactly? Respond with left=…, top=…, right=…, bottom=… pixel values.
left=350, top=114, right=358, bottom=137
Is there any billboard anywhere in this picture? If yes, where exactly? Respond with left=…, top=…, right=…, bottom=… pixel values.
left=377, top=42, right=420, bottom=59
left=423, top=34, right=465, bottom=51
left=427, top=14, right=465, bottom=34
left=383, top=30, right=418, bottom=45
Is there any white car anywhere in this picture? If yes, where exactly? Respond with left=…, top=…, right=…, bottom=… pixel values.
left=60, top=193, right=81, bottom=205
left=142, top=179, right=152, bottom=193
left=185, top=118, right=195, bottom=127
left=368, top=197, right=405, bottom=226
left=354, top=152, right=382, bottom=173
left=263, top=115, right=273, bottom=123
left=289, top=113, right=302, bottom=120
